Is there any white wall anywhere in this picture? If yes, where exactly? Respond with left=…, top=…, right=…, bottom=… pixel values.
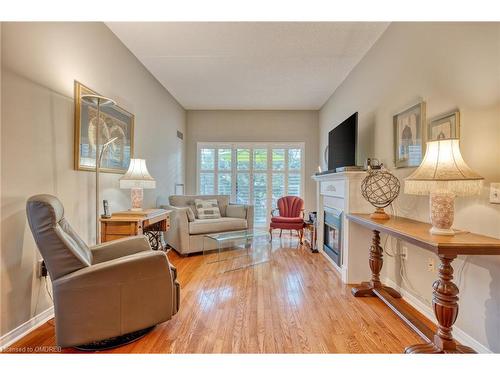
left=186, top=110, right=319, bottom=212
left=319, top=22, right=500, bottom=352
left=0, top=22, right=186, bottom=337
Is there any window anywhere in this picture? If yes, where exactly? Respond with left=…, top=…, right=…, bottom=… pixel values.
left=197, top=142, right=304, bottom=227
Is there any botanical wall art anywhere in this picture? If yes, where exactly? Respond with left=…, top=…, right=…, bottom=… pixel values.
left=393, top=101, right=426, bottom=168
left=428, top=110, right=460, bottom=141
left=74, top=81, right=134, bottom=173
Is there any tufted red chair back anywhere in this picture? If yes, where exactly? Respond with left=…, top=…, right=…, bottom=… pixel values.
left=277, top=196, right=304, bottom=218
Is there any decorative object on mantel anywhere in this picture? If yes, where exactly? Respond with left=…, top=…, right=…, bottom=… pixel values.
left=364, top=157, right=382, bottom=170
left=74, top=81, right=134, bottom=174
left=394, top=101, right=426, bottom=168
left=405, top=138, right=483, bottom=236
left=361, top=164, right=401, bottom=220
left=428, top=110, right=460, bottom=141
left=119, top=159, right=156, bottom=211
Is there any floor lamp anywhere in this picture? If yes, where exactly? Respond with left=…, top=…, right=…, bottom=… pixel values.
left=81, top=94, right=117, bottom=244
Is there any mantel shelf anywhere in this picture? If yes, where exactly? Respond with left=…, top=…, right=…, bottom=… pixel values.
left=311, top=171, right=366, bottom=182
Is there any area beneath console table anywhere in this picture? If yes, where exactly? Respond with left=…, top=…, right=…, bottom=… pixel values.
left=346, top=213, right=500, bottom=354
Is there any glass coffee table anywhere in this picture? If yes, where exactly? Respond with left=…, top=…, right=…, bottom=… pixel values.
left=203, top=229, right=271, bottom=272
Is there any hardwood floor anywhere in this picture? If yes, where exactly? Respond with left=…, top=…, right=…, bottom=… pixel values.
left=7, top=235, right=434, bottom=353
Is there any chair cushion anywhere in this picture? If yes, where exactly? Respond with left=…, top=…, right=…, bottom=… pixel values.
left=189, top=217, right=247, bottom=235
left=195, top=199, right=221, bottom=219
left=270, top=222, right=305, bottom=230
left=271, top=216, right=304, bottom=224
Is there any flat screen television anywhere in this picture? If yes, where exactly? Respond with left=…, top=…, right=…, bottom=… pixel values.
left=328, top=112, right=358, bottom=171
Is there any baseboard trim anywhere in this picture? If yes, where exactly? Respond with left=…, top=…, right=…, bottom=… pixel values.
left=0, top=306, right=54, bottom=351
left=382, top=277, right=492, bottom=353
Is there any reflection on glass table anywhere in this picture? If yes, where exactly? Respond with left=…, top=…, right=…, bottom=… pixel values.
left=203, top=229, right=271, bottom=273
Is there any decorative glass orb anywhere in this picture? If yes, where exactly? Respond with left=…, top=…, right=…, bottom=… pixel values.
left=361, top=168, right=401, bottom=219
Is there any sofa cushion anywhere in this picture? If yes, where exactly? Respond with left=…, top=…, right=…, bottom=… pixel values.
left=169, top=195, right=230, bottom=218
left=195, top=199, right=221, bottom=219
left=226, top=204, right=247, bottom=219
left=189, top=217, right=247, bottom=235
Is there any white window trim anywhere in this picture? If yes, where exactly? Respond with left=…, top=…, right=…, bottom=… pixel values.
left=196, top=142, right=305, bottom=227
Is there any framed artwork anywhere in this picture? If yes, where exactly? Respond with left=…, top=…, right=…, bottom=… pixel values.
left=74, top=81, right=134, bottom=173
left=428, top=110, right=460, bottom=141
left=393, top=101, right=426, bottom=168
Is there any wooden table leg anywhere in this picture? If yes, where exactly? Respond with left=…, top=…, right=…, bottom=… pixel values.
left=351, top=230, right=402, bottom=298
left=405, top=255, right=475, bottom=354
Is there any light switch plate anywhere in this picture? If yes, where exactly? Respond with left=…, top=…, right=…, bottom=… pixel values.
left=490, top=183, right=500, bottom=204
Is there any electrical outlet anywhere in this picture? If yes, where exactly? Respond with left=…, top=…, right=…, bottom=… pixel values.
left=490, top=183, right=500, bottom=204
left=37, top=260, right=47, bottom=278
left=401, top=246, right=408, bottom=260
left=427, top=258, right=435, bottom=272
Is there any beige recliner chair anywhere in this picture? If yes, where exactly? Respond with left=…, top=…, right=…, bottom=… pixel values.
left=26, top=194, right=180, bottom=348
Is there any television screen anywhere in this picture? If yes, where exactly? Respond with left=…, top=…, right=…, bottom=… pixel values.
left=328, top=112, right=358, bottom=171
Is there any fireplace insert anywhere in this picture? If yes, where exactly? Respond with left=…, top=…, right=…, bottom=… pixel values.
left=324, top=207, right=342, bottom=267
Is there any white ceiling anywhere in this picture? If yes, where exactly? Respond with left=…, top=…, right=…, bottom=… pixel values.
left=106, top=22, right=389, bottom=110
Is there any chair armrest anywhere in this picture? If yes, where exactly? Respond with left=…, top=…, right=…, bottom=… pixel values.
left=246, top=205, right=254, bottom=230
left=169, top=262, right=178, bottom=280
left=162, top=205, right=190, bottom=253
left=90, top=235, right=151, bottom=264
left=161, top=205, right=194, bottom=222
left=54, top=251, right=171, bottom=289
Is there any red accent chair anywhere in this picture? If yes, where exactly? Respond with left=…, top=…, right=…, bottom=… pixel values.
left=269, top=196, right=305, bottom=243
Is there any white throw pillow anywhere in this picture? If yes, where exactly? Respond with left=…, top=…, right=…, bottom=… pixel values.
left=195, top=199, right=221, bottom=220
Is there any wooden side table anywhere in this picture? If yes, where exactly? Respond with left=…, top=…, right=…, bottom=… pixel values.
left=100, top=209, right=171, bottom=250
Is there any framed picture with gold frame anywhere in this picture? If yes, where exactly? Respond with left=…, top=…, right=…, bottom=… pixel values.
left=393, top=101, right=426, bottom=168
left=74, top=81, right=134, bottom=173
left=428, top=110, right=460, bottom=141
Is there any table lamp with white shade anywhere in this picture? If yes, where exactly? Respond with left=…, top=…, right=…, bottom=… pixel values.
left=404, top=138, right=483, bottom=236
left=119, top=159, right=156, bottom=211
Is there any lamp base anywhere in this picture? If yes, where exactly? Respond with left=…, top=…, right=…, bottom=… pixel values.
left=430, top=226, right=455, bottom=236
left=429, top=190, right=455, bottom=236
left=370, top=207, right=390, bottom=220
left=130, top=187, right=144, bottom=211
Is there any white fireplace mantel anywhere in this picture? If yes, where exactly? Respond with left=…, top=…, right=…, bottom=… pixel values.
left=312, top=171, right=372, bottom=283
